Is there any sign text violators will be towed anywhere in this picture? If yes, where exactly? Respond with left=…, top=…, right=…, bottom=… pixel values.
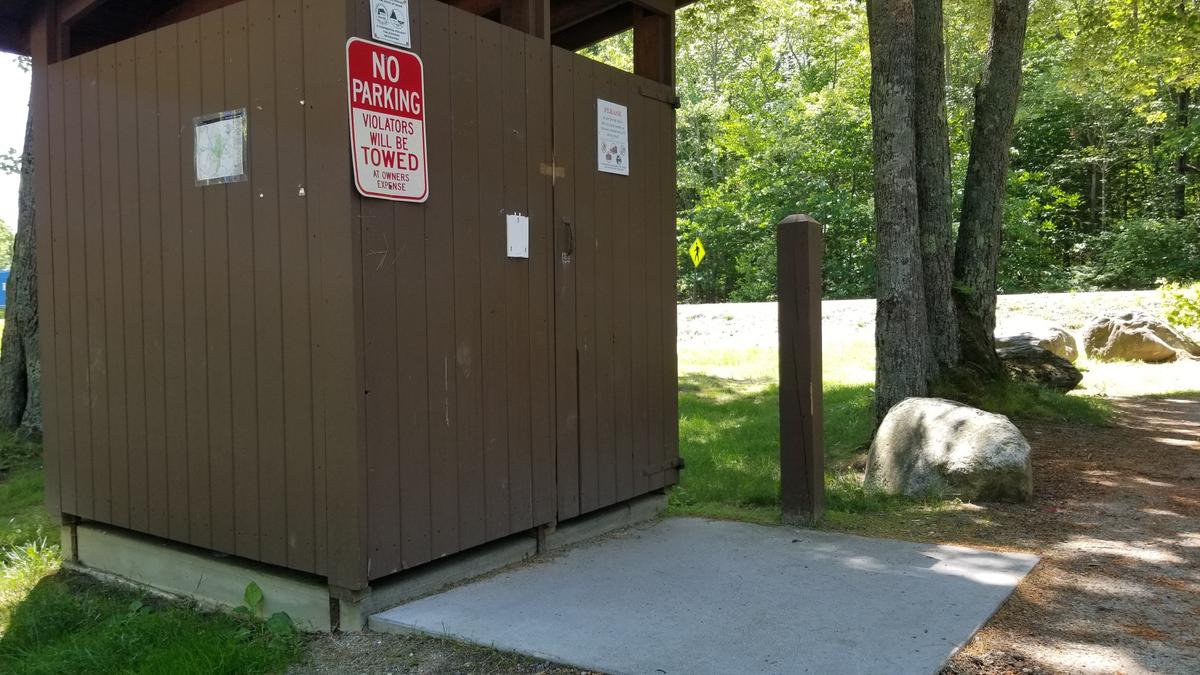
left=346, top=37, right=428, bottom=202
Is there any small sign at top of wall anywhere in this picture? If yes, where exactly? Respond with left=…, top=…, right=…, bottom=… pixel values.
left=370, top=0, right=411, bottom=48
left=346, top=37, right=428, bottom=202
left=597, top=99, right=629, bottom=175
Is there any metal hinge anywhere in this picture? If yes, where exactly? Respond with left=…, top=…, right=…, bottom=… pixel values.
left=642, top=456, right=685, bottom=476
left=638, top=85, right=680, bottom=109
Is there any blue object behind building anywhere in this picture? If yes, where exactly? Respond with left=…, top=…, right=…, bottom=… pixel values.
left=0, top=269, right=9, bottom=309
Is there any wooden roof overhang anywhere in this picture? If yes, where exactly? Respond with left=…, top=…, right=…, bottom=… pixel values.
left=2, top=0, right=693, bottom=65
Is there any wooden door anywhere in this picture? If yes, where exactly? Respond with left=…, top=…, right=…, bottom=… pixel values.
left=356, top=2, right=559, bottom=577
left=551, top=49, right=680, bottom=521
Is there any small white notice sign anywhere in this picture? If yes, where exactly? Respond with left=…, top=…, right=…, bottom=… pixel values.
left=597, top=99, right=629, bottom=176
left=370, top=0, right=411, bottom=48
left=506, top=213, right=529, bottom=258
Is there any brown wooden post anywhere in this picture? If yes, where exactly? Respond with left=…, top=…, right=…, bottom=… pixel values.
left=778, top=214, right=824, bottom=525
left=633, top=8, right=674, bottom=86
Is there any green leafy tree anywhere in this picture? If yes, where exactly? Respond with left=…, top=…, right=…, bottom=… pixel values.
left=580, top=0, right=1196, bottom=303
left=0, top=221, right=14, bottom=269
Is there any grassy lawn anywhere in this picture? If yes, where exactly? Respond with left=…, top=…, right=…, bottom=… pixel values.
left=0, top=435, right=302, bottom=674
left=671, top=332, right=1131, bottom=528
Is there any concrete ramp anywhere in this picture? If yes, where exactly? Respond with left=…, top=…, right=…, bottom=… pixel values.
left=371, top=518, right=1038, bottom=675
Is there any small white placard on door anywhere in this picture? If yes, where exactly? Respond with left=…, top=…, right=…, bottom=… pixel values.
left=507, top=214, right=529, bottom=258
left=597, top=99, right=629, bottom=175
left=370, top=0, right=412, bottom=48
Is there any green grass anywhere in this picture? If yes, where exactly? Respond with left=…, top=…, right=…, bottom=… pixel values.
left=671, top=340, right=1117, bottom=525
left=973, top=379, right=1112, bottom=425
left=0, top=573, right=301, bottom=674
left=0, top=432, right=302, bottom=673
left=0, top=469, right=54, bottom=552
left=671, top=374, right=877, bottom=522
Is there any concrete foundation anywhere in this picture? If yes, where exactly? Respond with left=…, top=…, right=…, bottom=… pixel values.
left=63, top=492, right=668, bottom=631
left=372, top=517, right=1041, bottom=675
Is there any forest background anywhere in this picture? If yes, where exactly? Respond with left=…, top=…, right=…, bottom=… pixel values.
left=587, top=0, right=1199, bottom=302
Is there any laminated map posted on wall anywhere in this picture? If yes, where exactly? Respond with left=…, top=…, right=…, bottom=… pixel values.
left=346, top=37, right=429, bottom=203
left=194, top=109, right=247, bottom=186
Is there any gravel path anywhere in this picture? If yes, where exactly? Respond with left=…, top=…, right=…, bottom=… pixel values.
left=942, top=397, right=1200, bottom=674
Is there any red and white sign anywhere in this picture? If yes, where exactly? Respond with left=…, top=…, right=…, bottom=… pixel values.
left=346, top=37, right=428, bottom=202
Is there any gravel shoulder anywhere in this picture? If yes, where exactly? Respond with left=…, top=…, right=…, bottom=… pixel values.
left=940, top=397, right=1200, bottom=674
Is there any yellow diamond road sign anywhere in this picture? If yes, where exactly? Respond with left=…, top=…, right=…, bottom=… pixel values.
left=689, top=238, right=706, bottom=268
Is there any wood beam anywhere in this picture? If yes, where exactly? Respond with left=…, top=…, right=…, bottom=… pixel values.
left=446, top=0, right=503, bottom=17
left=630, top=0, right=672, bottom=15
left=551, top=4, right=632, bottom=51
left=633, top=7, right=673, bottom=85
left=58, top=0, right=108, bottom=25
left=29, top=0, right=64, bottom=64
left=551, top=0, right=625, bottom=32
left=501, top=0, right=550, bottom=38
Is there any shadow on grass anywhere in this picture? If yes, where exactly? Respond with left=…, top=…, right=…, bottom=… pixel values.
left=673, top=373, right=887, bottom=523
left=0, top=432, right=303, bottom=674
left=0, top=569, right=302, bottom=675
left=672, top=371, right=1115, bottom=526
left=968, top=380, right=1113, bottom=426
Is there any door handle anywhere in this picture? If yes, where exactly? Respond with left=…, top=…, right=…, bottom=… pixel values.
left=563, top=218, right=575, bottom=257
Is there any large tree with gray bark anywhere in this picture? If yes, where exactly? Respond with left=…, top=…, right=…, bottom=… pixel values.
left=868, top=0, right=1031, bottom=421
left=0, top=58, right=41, bottom=438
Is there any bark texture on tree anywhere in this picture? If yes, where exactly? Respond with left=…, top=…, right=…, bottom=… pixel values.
left=914, top=0, right=958, bottom=375
left=867, top=0, right=931, bottom=423
left=0, top=111, right=42, bottom=438
left=953, top=0, right=1030, bottom=378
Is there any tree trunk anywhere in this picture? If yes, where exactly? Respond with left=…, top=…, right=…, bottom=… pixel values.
left=867, top=0, right=931, bottom=423
left=952, top=0, right=1030, bottom=378
left=914, top=0, right=958, bottom=375
left=0, top=105, right=42, bottom=438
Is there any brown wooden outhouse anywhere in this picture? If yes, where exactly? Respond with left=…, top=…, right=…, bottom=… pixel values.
left=6, top=0, right=681, bottom=618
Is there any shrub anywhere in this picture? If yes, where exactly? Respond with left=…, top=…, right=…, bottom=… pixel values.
left=1074, top=218, right=1200, bottom=289
left=1160, top=280, right=1200, bottom=329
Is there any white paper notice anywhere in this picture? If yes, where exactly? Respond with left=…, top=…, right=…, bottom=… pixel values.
left=370, top=0, right=412, bottom=48
left=597, top=99, right=629, bottom=176
left=506, top=213, right=529, bottom=258
left=194, top=111, right=246, bottom=185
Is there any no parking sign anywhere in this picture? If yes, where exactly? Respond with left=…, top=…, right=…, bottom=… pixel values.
left=346, top=37, right=428, bottom=202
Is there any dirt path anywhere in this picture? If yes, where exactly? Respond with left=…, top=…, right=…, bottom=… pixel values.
left=942, top=397, right=1200, bottom=674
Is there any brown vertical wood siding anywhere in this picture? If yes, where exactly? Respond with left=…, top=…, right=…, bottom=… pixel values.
left=352, top=0, right=566, bottom=577
left=38, top=0, right=359, bottom=584
left=39, top=0, right=679, bottom=590
left=352, top=1, right=678, bottom=578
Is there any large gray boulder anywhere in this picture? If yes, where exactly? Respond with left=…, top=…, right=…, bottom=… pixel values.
left=864, top=398, right=1032, bottom=503
left=1081, top=311, right=1200, bottom=363
left=997, top=342, right=1083, bottom=393
left=995, top=319, right=1078, bottom=362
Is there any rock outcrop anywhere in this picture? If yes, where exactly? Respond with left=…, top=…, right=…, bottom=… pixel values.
left=1082, top=311, right=1200, bottom=363
left=997, top=342, right=1083, bottom=393
left=864, top=398, right=1033, bottom=503
left=995, top=319, right=1078, bottom=363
